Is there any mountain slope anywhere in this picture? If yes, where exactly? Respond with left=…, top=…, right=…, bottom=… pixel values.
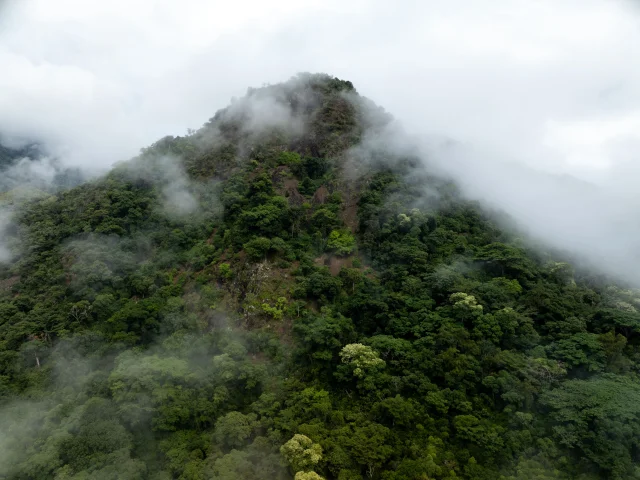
left=0, top=74, right=639, bottom=480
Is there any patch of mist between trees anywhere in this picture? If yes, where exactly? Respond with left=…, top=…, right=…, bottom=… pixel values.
left=0, top=155, right=86, bottom=193
left=0, top=330, right=123, bottom=477
left=0, top=156, right=56, bottom=190
left=122, top=90, right=316, bottom=218
left=0, top=328, right=255, bottom=476
left=61, top=232, right=173, bottom=300
left=196, top=85, right=304, bottom=137
left=0, top=205, right=27, bottom=266
left=343, top=117, right=442, bottom=209
left=0, top=278, right=249, bottom=475
left=0, top=157, right=65, bottom=265
left=0, top=397, right=52, bottom=477
left=0, top=155, right=88, bottom=265
left=192, top=75, right=337, bottom=162
left=0, top=208, right=11, bottom=263
left=233, top=93, right=305, bottom=137
left=0, top=363, right=155, bottom=478
left=59, top=231, right=224, bottom=329
left=117, top=154, right=197, bottom=214
left=116, top=154, right=221, bottom=221
left=64, top=233, right=139, bottom=271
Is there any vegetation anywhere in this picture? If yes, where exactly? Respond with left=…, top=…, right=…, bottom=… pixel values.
left=0, top=73, right=639, bottom=479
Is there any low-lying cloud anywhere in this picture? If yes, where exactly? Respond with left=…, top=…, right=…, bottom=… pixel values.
left=0, top=151, right=86, bottom=264
left=423, top=138, right=640, bottom=285
left=0, top=209, right=12, bottom=263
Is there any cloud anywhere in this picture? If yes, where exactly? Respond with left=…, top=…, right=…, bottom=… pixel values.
left=0, top=156, right=56, bottom=190
left=420, top=138, right=640, bottom=283
left=2, top=0, right=640, bottom=282
left=0, top=152, right=85, bottom=264
left=0, top=208, right=11, bottom=263
left=118, top=154, right=200, bottom=216
left=2, top=0, right=638, bottom=176
left=0, top=0, right=337, bottom=168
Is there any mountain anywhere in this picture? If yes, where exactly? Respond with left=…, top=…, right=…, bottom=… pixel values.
left=0, top=73, right=639, bottom=480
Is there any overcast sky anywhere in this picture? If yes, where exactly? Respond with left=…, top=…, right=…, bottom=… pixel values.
left=2, top=0, right=640, bottom=282
left=1, top=0, right=638, bottom=178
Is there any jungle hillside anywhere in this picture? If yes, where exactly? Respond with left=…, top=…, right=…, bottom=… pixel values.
left=0, top=74, right=639, bottom=480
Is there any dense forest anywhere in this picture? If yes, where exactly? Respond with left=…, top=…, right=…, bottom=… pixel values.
left=1, top=73, right=640, bottom=480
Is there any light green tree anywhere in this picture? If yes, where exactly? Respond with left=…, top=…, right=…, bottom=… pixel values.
left=295, top=471, right=325, bottom=480
left=326, top=230, right=356, bottom=256
left=280, top=434, right=323, bottom=473
left=339, top=344, right=385, bottom=378
left=450, top=292, right=483, bottom=323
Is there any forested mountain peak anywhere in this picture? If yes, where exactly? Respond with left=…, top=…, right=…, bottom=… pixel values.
left=0, top=74, right=639, bottom=480
left=137, top=73, right=388, bottom=179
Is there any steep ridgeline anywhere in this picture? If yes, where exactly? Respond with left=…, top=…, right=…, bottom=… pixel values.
left=0, top=73, right=639, bottom=480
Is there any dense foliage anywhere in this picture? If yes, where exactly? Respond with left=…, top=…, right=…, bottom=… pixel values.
left=1, top=74, right=640, bottom=480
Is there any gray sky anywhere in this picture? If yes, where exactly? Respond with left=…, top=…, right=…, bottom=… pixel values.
left=2, top=0, right=640, bottom=282
left=1, top=0, right=638, bottom=178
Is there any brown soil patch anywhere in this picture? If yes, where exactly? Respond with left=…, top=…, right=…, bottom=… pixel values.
left=280, top=178, right=305, bottom=207
left=312, top=185, right=329, bottom=205
left=0, top=275, right=20, bottom=291
left=284, top=178, right=298, bottom=190
left=286, top=188, right=305, bottom=207
left=314, top=254, right=354, bottom=276
left=274, top=316, right=295, bottom=345
left=207, top=227, right=219, bottom=244
left=337, top=178, right=360, bottom=233
left=271, top=165, right=288, bottom=184
left=342, top=200, right=359, bottom=233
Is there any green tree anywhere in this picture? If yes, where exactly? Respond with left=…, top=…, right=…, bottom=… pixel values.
left=295, top=472, right=325, bottom=480
left=339, top=344, right=385, bottom=378
left=541, top=374, right=640, bottom=478
left=243, top=237, right=271, bottom=261
left=327, top=230, right=356, bottom=256
left=214, top=411, right=259, bottom=450
left=280, top=434, right=323, bottom=473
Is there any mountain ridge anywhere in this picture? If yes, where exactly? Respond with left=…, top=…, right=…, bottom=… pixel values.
left=0, top=73, right=638, bottom=480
